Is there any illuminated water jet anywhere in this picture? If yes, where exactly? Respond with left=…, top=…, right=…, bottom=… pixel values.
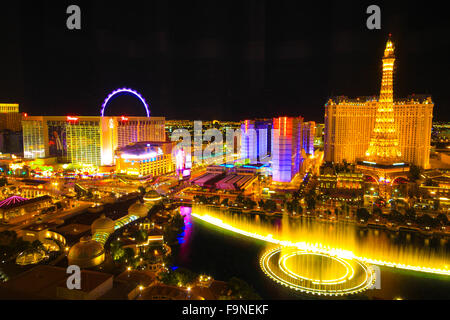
left=191, top=206, right=450, bottom=276
left=260, top=247, right=375, bottom=296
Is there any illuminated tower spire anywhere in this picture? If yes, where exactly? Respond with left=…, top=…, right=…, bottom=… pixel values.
left=365, top=35, right=402, bottom=163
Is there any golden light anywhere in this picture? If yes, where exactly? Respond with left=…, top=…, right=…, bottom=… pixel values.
left=192, top=207, right=450, bottom=276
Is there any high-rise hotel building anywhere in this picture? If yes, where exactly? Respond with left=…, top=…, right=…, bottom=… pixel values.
left=272, top=117, right=303, bottom=183
left=0, top=103, right=23, bottom=131
left=240, top=119, right=272, bottom=163
left=324, top=48, right=434, bottom=170
left=22, top=116, right=165, bottom=166
left=325, top=97, right=433, bottom=169
left=302, top=121, right=316, bottom=156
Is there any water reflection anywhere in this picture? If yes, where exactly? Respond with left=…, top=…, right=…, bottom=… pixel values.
left=178, top=206, right=193, bottom=261
left=191, top=205, right=450, bottom=273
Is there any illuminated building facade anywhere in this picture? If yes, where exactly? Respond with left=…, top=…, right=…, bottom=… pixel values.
left=302, top=121, right=315, bottom=156
left=0, top=195, right=52, bottom=224
left=240, top=119, right=271, bottom=163
left=324, top=42, right=433, bottom=169
left=314, top=123, right=325, bottom=147
left=0, top=104, right=24, bottom=154
left=0, top=104, right=19, bottom=113
left=23, top=118, right=46, bottom=159
left=22, top=116, right=165, bottom=166
left=318, top=166, right=364, bottom=202
left=272, top=116, right=303, bottom=183
left=0, top=103, right=22, bottom=132
left=115, top=141, right=176, bottom=177
left=66, top=117, right=102, bottom=166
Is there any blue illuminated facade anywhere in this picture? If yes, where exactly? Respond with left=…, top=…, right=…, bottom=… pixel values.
left=240, top=119, right=272, bottom=162
left=272, top=117, right=303, bottom=183
left=302, top=121, right=315, bottom=156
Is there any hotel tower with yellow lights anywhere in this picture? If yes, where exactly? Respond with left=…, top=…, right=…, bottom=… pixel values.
left=324, top=37, right=433, bottom=171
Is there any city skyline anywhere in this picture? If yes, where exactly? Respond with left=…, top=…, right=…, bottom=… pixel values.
left=0, top=1, right=449, bottom=305
left=1, top=1, right=450, bottom=122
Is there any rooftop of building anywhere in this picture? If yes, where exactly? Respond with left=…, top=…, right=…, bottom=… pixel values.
left=56, top=223, right=91, bottom=236
left=0, top=265, right=113, bottom=299
left=117, top=141, right=175, bottom=156
left=23, top=221, right=60, bottom=232
left=0, top=195, right=52, bottom=211
left=68, top=236, right=105, bottom=261
left=327, top=94, right=433, bottom=105
left=19, top=179, right=50, bottom=186
left=92, top=214, right=115, bottom=231
left=23, top=115, right=165, bottom=120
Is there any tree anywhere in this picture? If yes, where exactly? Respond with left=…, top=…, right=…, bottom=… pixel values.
left=409, top=165, right=421, bottom=181
left=133, top=230, right=148, bottom=243
left=171, top=212, right=185, bottom=231
left=158, top=268, right=197, bottom=287
left=227, top=277, right=261, bottom=300
left=110, top=240, right=124, bottom=261
left=174, top=268, right=197, bottom=287
left=305, top=195, right=316, bottom=211
left=262, top=200, right=277, bottom=212
left=258, top=200, right=265, bottom=209
left=433, top=199, right=440, bottom=211
left=388, top=210, right=405, bottom=224
left=123, top=247, right=135, bottom=264
left=417, top=214, right=435, bottom=228
left=30, top=240, right=45, bottom=252
left=437, top=213, right=449, bottom=226
left=284, top=201, right=292, bottom=213
left=405, top=208, right=416, bottom=221
left=235, top=193, right=244, bottom=206
left=424, top=178, right=436, bottom=187
left=242, top=198, right=256, bottom=210
left=372, top=207, right=382, bottom=217
left=208, top=195, right=220, bottom=204
left=356, top=208, right=370, bottom=222
left=157, top=270, right=178, bottom=286
left=138, top=186, right=146, bottom=197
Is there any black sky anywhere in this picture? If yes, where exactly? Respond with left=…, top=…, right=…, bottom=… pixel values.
left=0, top=0, right=449, bottom=122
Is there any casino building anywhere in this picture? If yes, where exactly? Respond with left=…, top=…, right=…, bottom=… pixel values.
left=271, top=116, right=303, bottom=183
left=324, top=37, right=433, bottom=169
left=240, top=119, right=272, bottom=163
left=22, top=116, right=165, bottom=166
left=115, top=141, right=176, bottom=178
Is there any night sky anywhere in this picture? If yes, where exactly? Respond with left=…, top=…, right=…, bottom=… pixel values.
left=1, top=1, right=449, bottom=122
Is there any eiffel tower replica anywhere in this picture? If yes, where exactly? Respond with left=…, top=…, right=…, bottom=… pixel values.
left=357, top=35, right=409, bottom=200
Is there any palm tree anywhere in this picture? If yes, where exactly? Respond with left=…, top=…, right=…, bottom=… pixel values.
left=124, top=247, right=135, bottom=264
left=437, top=213, right=449, bottom=226
left=133, top=230, right=148, bottom=243
left=110, top=240, right=124, bottom=261
left=30, top=240, right=45, bottom=252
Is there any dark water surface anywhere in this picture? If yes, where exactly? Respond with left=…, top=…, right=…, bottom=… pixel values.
left=173, top=207, right=450, bottom=300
